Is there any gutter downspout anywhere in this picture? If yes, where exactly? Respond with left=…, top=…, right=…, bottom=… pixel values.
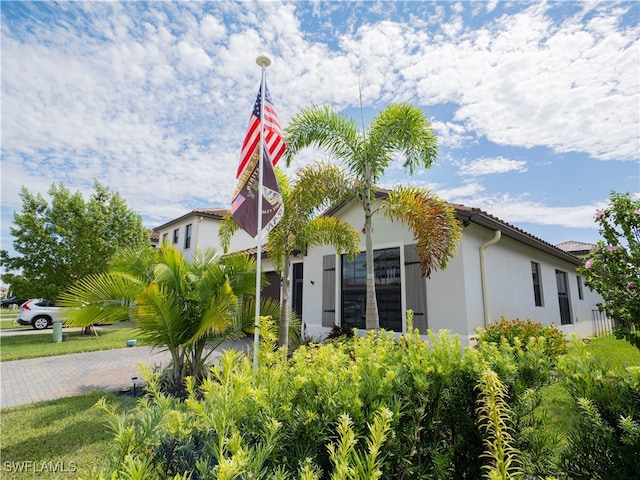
left=480, top=229, right=502, bottom=327
left=193, top=216, right=203, bottom=255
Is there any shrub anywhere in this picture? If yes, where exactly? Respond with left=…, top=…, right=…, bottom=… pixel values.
left=91, top=328, right=633, bottom=479
left=477, top=317, right=568, bottom=362
left=557, top=342, right=640, bottom=478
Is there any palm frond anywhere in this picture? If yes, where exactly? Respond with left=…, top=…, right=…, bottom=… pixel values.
left=283, top=105, right=362, bottom=168
left=59, top=272, right=144, bottom=326
left=305, top=217, right=361, bottom=261
left=221, top=253, right=260, bottom=297
left=219, top=212, right=241, bottom=254
left=289, top=161, right=355, bottom=220
left=367, top=103, right=439, bottom=176
left=237, top=297, right=301, bottom=341
left=382, top=186, right=462, bottom=277
left=134, top=282, right=190, bottom=350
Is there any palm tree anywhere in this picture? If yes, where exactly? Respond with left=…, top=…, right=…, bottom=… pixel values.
left=284, top=103, right=460, bottom=330
left=59, top=243, right=259, bottom=387
left=220, top=162, right=361, bottom=347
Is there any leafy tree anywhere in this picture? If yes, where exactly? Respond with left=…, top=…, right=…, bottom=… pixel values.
left=220, top=162, right=361, bottom=347
left=578, top=191, right=640, bottom=349
left=284, top=104, right=461, bottom=329
left=59, top=243, right=260, bottom=388
left=1, top=181, right=148, bottom=301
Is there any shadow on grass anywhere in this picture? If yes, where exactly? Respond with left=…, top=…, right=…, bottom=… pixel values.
left=1, top=392, right=137, bottom=464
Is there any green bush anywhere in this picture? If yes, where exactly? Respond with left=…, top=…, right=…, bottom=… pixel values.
left=558, top=342, right=640, bottom=479
left=477, top=317, right=568, bottom=362
left=87, top=326, right=563, bottom=479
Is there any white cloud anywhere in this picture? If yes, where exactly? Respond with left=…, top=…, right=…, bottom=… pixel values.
left=1, top=0, right=637, bottom=259
left=456, top=157, right=528, bottom=176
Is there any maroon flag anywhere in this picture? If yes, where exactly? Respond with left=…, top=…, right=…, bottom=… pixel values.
left=231, top=80, right=285, bottom=237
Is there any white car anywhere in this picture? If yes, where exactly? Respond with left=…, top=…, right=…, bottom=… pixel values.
left=16, top=299, right=68, bottom=330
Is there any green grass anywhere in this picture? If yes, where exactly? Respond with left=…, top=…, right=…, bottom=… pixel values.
left=537, top=335, right=640, bottom=447
left=0, top=326, right=140, bottom=361
left=0, top=311, right=21, bottom=329
left=0, top=391, right=137, bottom=479
left=584, top=334, right=640, bottom=370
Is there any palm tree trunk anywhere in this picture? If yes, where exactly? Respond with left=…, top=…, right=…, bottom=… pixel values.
left=364, top=177, right=380, bottom=330
left=278, top=251, right=291, bottom=347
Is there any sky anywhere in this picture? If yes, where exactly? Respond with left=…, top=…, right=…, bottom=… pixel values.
left=1, top=0, right=639, bottom=266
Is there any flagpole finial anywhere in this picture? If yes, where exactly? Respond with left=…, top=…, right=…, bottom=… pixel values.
left=256, top=55, right=271, bottom=67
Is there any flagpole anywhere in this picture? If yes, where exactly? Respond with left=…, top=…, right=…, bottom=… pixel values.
left=253, top=55, right=271, bottom=370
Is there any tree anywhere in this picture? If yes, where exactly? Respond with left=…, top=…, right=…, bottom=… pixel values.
left=284, top=103, right=461, bottom=329
left=1, top=181, right=148, bottom=301
left=577, top=191, right=640, bottom=349
left=59, top=243, right=260, bottom=388
left=221, top=162, right=361, bottom=347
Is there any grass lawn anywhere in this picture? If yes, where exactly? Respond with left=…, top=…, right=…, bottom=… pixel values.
left=537, top=335, right=640, bottom=445
left=0, top=311, right=21, bottom=329
left=0, top=326, right=140, bottom=361
left=0, top=391, right=137, bottom=479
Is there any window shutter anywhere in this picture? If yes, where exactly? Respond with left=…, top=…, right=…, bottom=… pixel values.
left=404, top=244, right=428, bottom=333
left=322, top=255, right=336, bottom=327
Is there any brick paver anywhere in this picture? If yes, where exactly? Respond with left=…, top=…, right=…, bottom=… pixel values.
left=0, top=347, right=174, bottom=409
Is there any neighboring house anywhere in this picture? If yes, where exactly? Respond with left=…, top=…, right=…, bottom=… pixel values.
left=153, top=208, right=253, bottom=261
left=154, top=197, right=603, bottom=346
left=555, top=240, right=598, bottom=257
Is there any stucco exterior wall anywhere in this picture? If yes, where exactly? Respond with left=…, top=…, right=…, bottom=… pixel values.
left=300, top=198, right=601, bottom=345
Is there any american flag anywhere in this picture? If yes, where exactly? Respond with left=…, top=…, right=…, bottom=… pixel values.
left=236, top=81, right=286, bottom=178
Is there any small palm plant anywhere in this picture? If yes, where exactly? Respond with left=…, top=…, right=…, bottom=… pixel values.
left=59, top=242, right=259, bottom=388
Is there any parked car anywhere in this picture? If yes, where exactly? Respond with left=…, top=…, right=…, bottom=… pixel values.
left=1, top=296, right=25, bottom=309
left=16, top=299, right=69, bottom=330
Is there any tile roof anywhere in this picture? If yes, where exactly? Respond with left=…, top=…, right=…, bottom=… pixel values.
left=555, top=240, right=597, bottom=254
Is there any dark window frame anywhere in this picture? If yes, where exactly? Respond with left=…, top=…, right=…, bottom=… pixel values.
left=173, top=228, right=179, bottom=244
left=531, top=261, right=543, bottom=307
left=184, top=224, right=192, bottom=250
left=576, top=275, right=584, bottom=300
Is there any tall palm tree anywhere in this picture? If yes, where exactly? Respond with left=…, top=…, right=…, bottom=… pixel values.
left=284, top=103, right=460, bottom=330
left=59, top=243, right=258, bottom=387
left=220, top=162, right=361, bottom=347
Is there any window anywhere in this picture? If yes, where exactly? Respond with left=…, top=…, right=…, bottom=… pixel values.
left=576, top=275, right=584, bottom=300
left=162, top=233, right=168, bottom=242
left=184, top=224, right=192, bottom=250
left=173, top=228, right=179, bottom=244
left=531, top=261, right=543, bottom=306
left=292, top=263, right=304, bottom=318
left=556, top=270, right=572, bottom=325
left=341, top=247, right=402, bottom=332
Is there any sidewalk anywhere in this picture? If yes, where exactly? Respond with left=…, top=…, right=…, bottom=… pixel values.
left=0, top=346, right=174, bottom=409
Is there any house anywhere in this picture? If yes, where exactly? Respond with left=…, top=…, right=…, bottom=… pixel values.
left=154, top=196, right=603, bottom=346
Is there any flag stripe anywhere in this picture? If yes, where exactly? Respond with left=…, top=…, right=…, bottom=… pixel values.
left=232, top=79, right=285, bottom=238
left=236, top=82, right=286, bottom=178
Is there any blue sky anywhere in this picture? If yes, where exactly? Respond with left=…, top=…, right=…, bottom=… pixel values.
left=1, top=1, right=639, bottom=266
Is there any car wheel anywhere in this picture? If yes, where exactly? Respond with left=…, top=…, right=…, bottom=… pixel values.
left=32, top=316, right=50, bottom=330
